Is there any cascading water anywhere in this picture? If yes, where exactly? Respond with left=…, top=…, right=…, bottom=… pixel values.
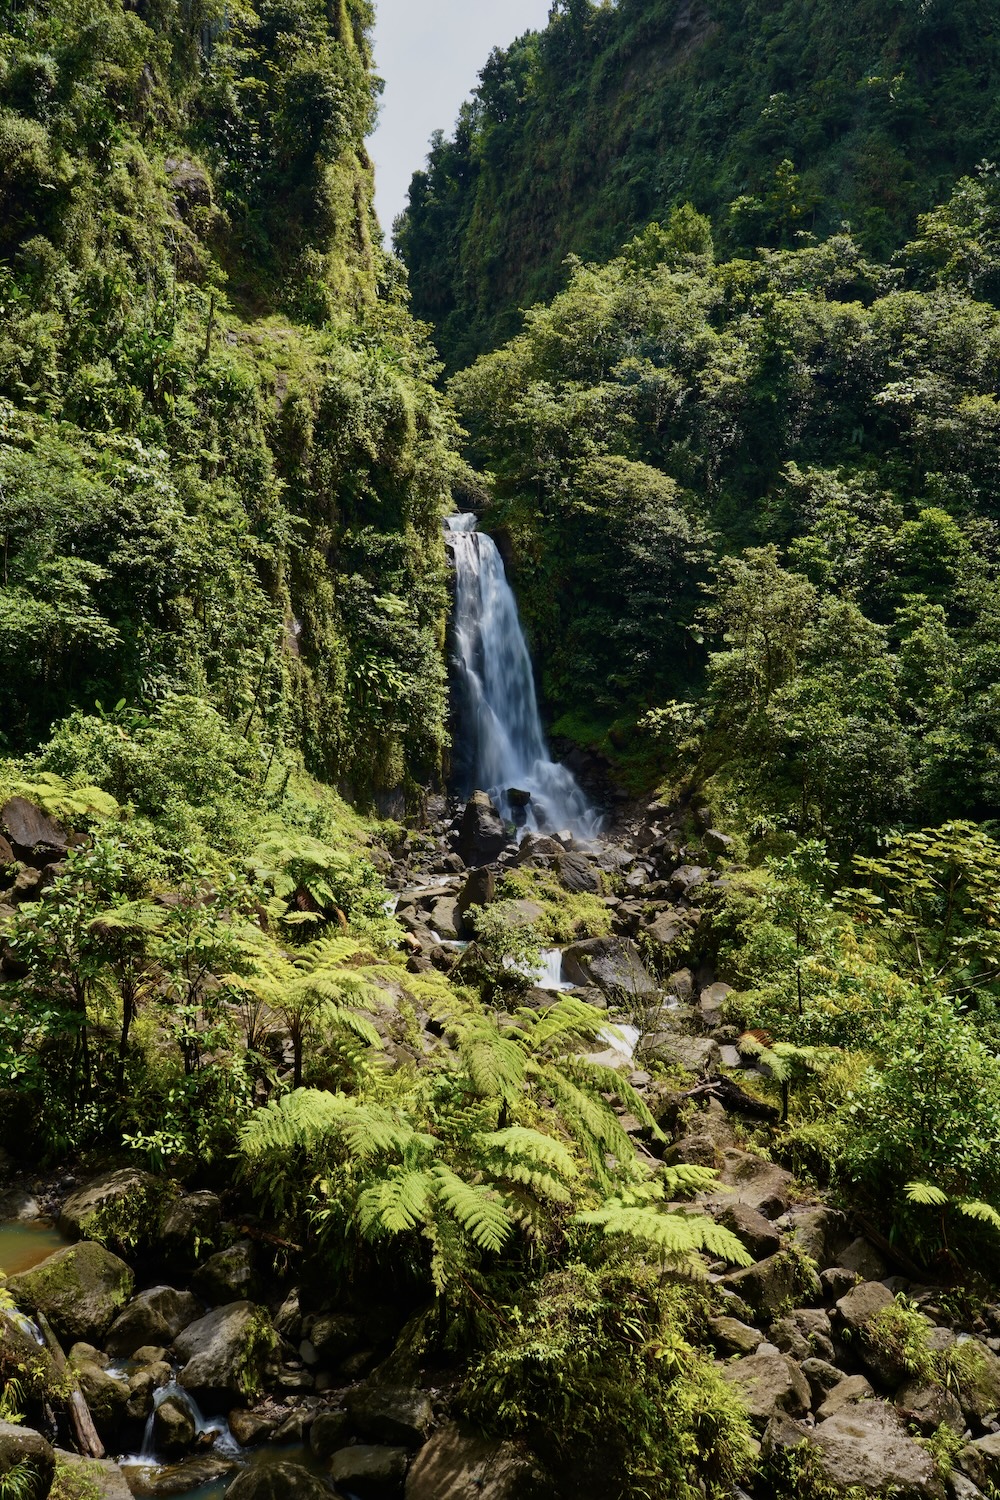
left=446, top=513, right=600, bottom=839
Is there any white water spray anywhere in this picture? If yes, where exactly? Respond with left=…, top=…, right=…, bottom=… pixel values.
left=446, top=513, right=600, bottom=839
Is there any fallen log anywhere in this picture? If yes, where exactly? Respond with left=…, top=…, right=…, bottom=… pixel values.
left=683, top=1075, right=781, bottom=1122
left=35, top=1310, right=104, bottom=1460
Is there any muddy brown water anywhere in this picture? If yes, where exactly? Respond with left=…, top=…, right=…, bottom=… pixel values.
left=0, top=1219, right=67, bottom=1275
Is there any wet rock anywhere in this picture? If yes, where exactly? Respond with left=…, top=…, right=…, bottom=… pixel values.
left=129, top=1454, right=236, bottom=1495
left=820, top=1267, right=861, bottom=1301
left=770, top=1309, right=835, bottom=1364
left=801, top=1357, right=846, bottom=1404
left=70, top=1348, right=130, bottom=1438
left=429, top=897, right=463, bottom=940
left=329, top=1443, right=410, bottom=1498
left=816, top=1374, right=874, bottom=1419
left=704, top=1149, right=796, bottom=1220
left=191, top=1242, right=257, bottom=1305
left=718, top=1351, right=810, bottom=1426
left=229, top=1409, right=277, bottom=1446
left=127, top=1369, right=156, bottom=1420
left=457, top=867, right=496, bottom=920
left=303, top=1312, right=364, bottom=1364
left=8, top=1242, right=134, bottom=1343
left=764, top=1401, right=945, bottom=1498
left=645, top=1033, right=721, bottom=1076
left=839, top=1236, right=889, bottom=1282
left=0, top=1188, right=40, bottom=1220
left=153, top=1395, right=198, bottom=1456
left=405, top=1421, right=550, bottom=1500
left=699, top=982, right=733, bottom=1027
left=555, top=852, right=601, bottom=894
left=561, top=937, right=658, bottom=997
left=457, top=793, right=508, bottom=866
left=175, top=1302, right=275, bottom=1404
left=226, top=1462, right=332, bottom=1499
left=106, top=1287, right=203, bottom=1356
left=0, top=1420, right=55, bottom=1499
left=345, top=1385, right=434, bottom=1447
left=645, top=909, right=686, bottom=947
left=57, top=1167, right=163, bottom=1247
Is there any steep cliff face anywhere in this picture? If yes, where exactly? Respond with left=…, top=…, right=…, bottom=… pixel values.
left=0, top=0, right=458, bottom=801
left=396, top=0, right=1000, bottom=368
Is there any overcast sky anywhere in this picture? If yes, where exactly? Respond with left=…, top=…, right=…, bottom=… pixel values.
left=369, top=0, right=553, bottom=239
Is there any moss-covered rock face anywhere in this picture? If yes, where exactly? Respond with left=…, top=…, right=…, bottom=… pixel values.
left=57, top=1168, right=172, bottom=1256
left=8, top=1242, right=134, bottom=1344
left=0, top=1419, right=56, bottom=1500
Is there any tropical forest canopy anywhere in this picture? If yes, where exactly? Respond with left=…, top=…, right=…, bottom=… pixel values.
left=397, top=0, right=1000, bottom=368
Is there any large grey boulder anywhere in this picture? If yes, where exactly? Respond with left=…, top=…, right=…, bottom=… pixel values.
left=0, top=1421, right=55, bottom=1500
left=561, top=937, right=658, bottom=998
left=329, top=1443, right=410, bottom=1498
left=952, top=1340, right=1000, bottom=1423
left=782, top=1205, right=851, bottom=1268
left=896, top=1379, right=964, bottom=1435
left=153, top=1395, right=198, bottom=1456
left=645, top=1033, right=721, bottom=1076
left=718, top=1351, right=810, bottom=1426
left=405, top=1421, right=550, bottom=1500
left=159, top=1191, right=222, bottom=1261
left=816, top=1374, right=874, bottom=1419
left=174, top=1302, right=275, bottom=1404
left=105, top=1286, right=202, bottom=1356
left=69, top=1346, right=130, bottom=1439
left=718, top=1201, right=782, bottom=1259
left=226, top=1463, right=333, bottom=1499
left=707, top=1148, right=797, bottom=1218
left=769, top=1308, right=835, bottom=1364
left=835, top=1280, right=913, bottom=1387
left=709, top=1316, right=764, bottom=1357
left=457, top=793, right=508, bottom=866
left=8, top=1242, right=134, bottom=1343
left=457, top=866, right=496, bottom=922
left=764, top=1401, right=945, bottom=1497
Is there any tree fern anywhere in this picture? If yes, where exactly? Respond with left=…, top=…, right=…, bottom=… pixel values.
left=905, top=1181, right=949, bottom=1207
left=458, top=1022, right=527, bottom=1103
left=357, top=1170, right=434, bottom=1237
left=576, top=1200, right=754, bottom=1270
left=433, top=1164, right=513, bottom=1252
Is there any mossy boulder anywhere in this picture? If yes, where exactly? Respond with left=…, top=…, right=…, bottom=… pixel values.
left=9, top=1242, right=134, bottom=1343
left=58, top=1168, right=173, bottom=1255
left=52, top=1451, right=134, bottom=1498
left=0, top=1307, right=55, bottom=1396
left=226, top=1463, right=333, bottom=1499
left=0, top=1421, right=55, bottom=1500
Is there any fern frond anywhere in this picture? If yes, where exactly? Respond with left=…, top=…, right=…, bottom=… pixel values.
left=575, top=1201, right=753, bottom=1269
left=661, top=1163, right=720, bottom=1197
left=433, top=1165, right=513, bottom=1252
left=562, top=1057, right=665, bottom=1141
left=480, top=1126, right=580, bottom=1180
left=240, top=1090, right=422, bottom=1163
left=957, top=1199, right=1000, bottom=1232
left=460, top=1026, right=527, bottom=1102
left=357, top=1170, right=434, bottom=1237
left=490, top=1163, right=574, bottom=1204
left=524, top=996, right=608, bottom=1050
left=904, top=1181, right=949, bottom=1206
left=541, top=1068, right=636, bottom=1184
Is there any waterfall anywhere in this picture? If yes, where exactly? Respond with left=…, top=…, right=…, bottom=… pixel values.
left=446, top=514, right=600, bottom=838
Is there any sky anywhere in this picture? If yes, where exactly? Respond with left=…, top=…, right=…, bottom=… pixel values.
left=368, top=0, right=553, bottom=239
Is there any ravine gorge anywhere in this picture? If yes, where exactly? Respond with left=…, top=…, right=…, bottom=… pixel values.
left=5, top=2, right=1000, bottom=1500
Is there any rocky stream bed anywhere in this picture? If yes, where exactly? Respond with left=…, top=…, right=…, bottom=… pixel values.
left=4, top=788, right=1000, bottom=1500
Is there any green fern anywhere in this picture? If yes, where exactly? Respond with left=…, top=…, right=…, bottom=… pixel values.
left=905, top=1181, right=949, bottom=1207
left=576, top=1200, right=754, bottom=1270
left=434, top=1164, right=513, bottom=1252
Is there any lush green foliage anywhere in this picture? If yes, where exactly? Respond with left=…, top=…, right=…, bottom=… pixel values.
left=0, top=0, right=459, bottom=801
left=398, top=0, right=1000, bottom=367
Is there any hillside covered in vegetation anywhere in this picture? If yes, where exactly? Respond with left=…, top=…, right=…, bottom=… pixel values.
left=397, top=0, right=1000, bottom=367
